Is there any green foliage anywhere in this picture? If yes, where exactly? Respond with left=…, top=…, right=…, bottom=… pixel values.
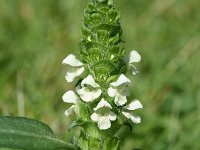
left=0, top=116, right=76, bottom=150
left=80, top=0, right=125, bottom=84
left=104, top=137, right=120, bottom=150
left=68, top=118, right=86, bottom=131
left=77, top=131, right=120, bottom=150
left=71, top=1, right=126, bottom=149
left=0, top=0, right=199, bottom=149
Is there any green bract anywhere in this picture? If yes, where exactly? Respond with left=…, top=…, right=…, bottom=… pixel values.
left=80, top=0, right=126, bottom=84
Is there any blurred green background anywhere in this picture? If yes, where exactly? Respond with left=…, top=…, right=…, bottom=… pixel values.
left=0, top=0, right=200, bottom=149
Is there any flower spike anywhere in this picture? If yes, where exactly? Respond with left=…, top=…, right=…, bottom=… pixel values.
left=62, top=0, right=143, bottom=149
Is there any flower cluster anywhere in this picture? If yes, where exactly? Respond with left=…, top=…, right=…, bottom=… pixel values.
left=62, top=50, right=143, bottom=130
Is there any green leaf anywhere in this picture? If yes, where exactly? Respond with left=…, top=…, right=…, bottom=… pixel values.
left=92, top=0, right=108, bottom=4
left=108, top=10, right=119, bottom=23
left=0, top=116, right=77, bottom=150
left=77, top=131, right=101, bottom=150
left=78, top=102, right=90, bottom=120
left=68, top=118, right=85, bottom=131
left=105, top=137, right=120, bottom=150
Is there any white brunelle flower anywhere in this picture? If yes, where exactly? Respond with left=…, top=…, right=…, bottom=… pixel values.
left=91, top=99, right=117, bottom=130
left=76, top=75, right=102, bottom=102
left=126, top=50, right=141, bottom=75
left=108, top=74, right=131, bottom=106
left=62, top=90, right=80, bottom=116
left=62, top=54, right=85, bottom=82
left=122, top=100, right=143, bottom=124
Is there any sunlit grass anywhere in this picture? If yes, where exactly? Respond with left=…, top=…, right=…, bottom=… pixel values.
left=0, top=0, right=199, bottom=149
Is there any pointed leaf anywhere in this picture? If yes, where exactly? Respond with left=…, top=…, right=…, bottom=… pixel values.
left=0, top=116, right=76, bottom=150
left=68, top=118, right=85, bottom=131
left=105, top=137, right=120, bottom=150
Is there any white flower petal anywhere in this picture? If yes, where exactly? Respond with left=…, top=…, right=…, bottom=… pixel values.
left=122, top=112, right=141, bottom=124
left=124, top=100, right=143, bottom=111
left=108, top=112, right=117, bottom=121
left=64, top=105, right=76, bottom=116
left=118, top=87, right=130, bottom=96
left=129, top=50, right=141, bottom=63
left=114, top=94, right=127, bottom=106
left=77, top=87, right=102, bottom=102
left=62, top=54, right=83, bottom=67
left=62, top=90, right=79, bottom=104
left=91, top=112, right=99, bottom=122
left=65, top=67, right=85, bottom=82
left=108, top=83, right=130, bottom=106
left=91, top=100, right=116, bottom=130
left=130, top=114, right=141, bottom=124
left=122, top=112, right=131, bottom=119
left=81, top=75, right=100, bottom=88
left=110, top=74, right=131, bottom=87
left=98, top=116, right=111, bottom=130
left=129, top=64, right=139, bottom=75
left=107, top=87, right=116, bottom=97
left=94, top=98, right=112, bottom=111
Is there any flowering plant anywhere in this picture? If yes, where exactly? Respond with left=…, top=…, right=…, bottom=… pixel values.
left=62, top=0, right=143, bottom=149
left=0, top=0, right=142, bottom=149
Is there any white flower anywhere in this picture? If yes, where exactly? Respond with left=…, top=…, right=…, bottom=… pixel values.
left=107, top=74, right=131, bottom=106
left=122, top=100, right=143, bottom=124
left=62, top=90, right=80, bottom=116
left=91, top=99, right=117, bottom=130
left=125, top=50, right=141, bottom=75
left=62, top=54, right=85, bottom=82
left=76, top=75, right=102, bottom=102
